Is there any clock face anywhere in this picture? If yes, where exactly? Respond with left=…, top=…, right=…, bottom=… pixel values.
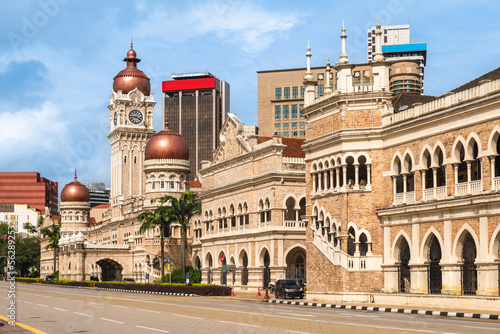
left=128, top=110, right=143, bottom=125
left=318, top=73, right=324, bottom=80
left=113, top=112, right=117, bottom=126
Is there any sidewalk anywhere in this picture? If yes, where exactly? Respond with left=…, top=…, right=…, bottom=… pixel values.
left=226, top=291, right=500, bottom=321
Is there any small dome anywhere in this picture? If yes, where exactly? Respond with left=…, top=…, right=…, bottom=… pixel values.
left=113, top=43, right=150, bottom=96
left=62, top=234, right=70, bottom=246
left=75, top=231, right=85, bottom=243
left=61, top=171, right=90, bottom=203
left=69, top=232, right=76, bottom=244
left=145, top=127, right=189, bottom=161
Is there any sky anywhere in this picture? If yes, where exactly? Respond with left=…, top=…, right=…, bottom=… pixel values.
left=1, top=0, right=500, bottom=192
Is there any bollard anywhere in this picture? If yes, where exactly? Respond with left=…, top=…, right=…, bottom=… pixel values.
left=264, top=288, right=270, bottom=300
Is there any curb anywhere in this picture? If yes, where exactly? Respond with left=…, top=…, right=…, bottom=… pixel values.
left=95, top=287, right=194, bottom=297
left=264, top=299, right=500, bottom=320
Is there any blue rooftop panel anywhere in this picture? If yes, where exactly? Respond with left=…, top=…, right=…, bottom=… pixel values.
left=382, top=43, right=427, bottom=52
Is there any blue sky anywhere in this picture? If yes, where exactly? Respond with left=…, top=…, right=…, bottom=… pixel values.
left=1, top=0, right=499, bottom=191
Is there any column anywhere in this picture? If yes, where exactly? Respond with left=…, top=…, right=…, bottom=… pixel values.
left=392, top=177, right=397, bottom=200
left=330, top=169, right=334, bottom=190
left=421, top=170, right=427, bottom=200
left=466, top=161, right=472, bottom=194
left=402, top=174, right=408, bottom=203
left=454, top=164, right=459, bottom=195
left=342, top=165, right=347, bottom=191
left=323, top=171, right=328, bottom=191
left=354, top=164, right=359, bottom=190
left=335, top=167, right=341, bottom=190
left=491, top=157, right=496, bottom=190
left=366, top=164, right=371, bottom=186
left=312, top=173, right=316, bottom=193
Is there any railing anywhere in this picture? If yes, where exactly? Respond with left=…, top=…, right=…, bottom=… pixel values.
left=405, top=192, right=415, bottom=204
left=284, top=220, right=307, bottom=228
left=423, top=186, right=447, bottom=200
left=470, top=180, right=482, bottom=194
left=84, top=244, right=130, bottom=250
left=394, top=193, right=404, bottom=205
left=494, top=177, right=500, bottom=190
left=282, top=157, right=305, bottom=164
left=455, top=181, right=482, bottom=195
left=455, top=183, right=468, bottom=196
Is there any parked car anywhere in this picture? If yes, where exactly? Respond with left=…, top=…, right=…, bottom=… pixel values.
left=123, top=278, right=135, bottom=282
left=274, top=279, right=304, bottom=299
left=45, top=275, right=54, bottom=281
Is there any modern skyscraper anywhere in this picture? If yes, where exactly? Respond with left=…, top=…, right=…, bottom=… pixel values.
left=162, top=73, right=229, bottom=180
left=0, top=172, right=58, bottom=214
left=367, top=24, right=410, bottom=62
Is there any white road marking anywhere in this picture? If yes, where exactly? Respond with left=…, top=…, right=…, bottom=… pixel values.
left=353, top=314, right=379, bottom=318
left=136, top=325, right=169, bottom=333
left=287, top=331, right=311, bottom=334
left=24, top=301, right=34, bottom=304
left=137, top=308, right=160, bottom=313
left=37, top=304, right=49, bottom=307
left=111, top=305, right=128, bottom=309
left=279, top=312, right=315, bottom=317
left=57, top=297, right=67, bottom=300
left=44, top=296, right=53, bottom=298
left=89, top=302, right=104, bottom=305
left=101, top=317, right=124, bottom=324
left=74, top=312, right=92, bottom=317
left=171, top=314, right=203, bottom=320
left=219, top=321, right=261, bottom=328
left=53, top=307, right=67, bottom=312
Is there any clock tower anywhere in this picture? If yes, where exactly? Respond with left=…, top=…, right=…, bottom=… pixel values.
left=108, top=42, right=155, bottom=217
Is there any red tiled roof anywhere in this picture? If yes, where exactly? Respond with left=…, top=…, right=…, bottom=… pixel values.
left=89, top=217, right=99, bottom=226
left=257, top=137, right=305, bottom=158
left=189, top=180, right=202, bottom=189
left=52, top=216, right=61, bottom=225
left=93, top=204, right=110, bottom=209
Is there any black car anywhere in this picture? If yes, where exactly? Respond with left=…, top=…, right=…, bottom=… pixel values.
left=45, top=275, right=54, bottom=281
left=274, top=279, right=304, bottom=299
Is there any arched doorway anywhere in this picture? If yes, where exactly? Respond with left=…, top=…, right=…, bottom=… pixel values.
left=398, top=238, right=411, bottom=292
left=285, top=247, right=306, bottom=284
left=219, top=252, right=227, bottom=285
left=194, top=256, right=201, bottom=270
left=240, top=251, right=249, bottom=286
left=461, top=233, right=477, bottom=295
left=427, top=236, right=442, bottom=294
left=96, top=259, right=123, bottom=282
left=261, top=249, right=271, bottom=288
left=205, top=253, right=213, bottom=284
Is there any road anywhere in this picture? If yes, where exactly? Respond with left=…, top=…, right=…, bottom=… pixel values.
left=1, top=282, right=499, bottom=334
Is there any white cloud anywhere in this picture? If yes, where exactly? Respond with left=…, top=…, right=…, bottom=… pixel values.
left=0, top=101, right=69, bottom=159
left=136, top=1, right=302, bottom=53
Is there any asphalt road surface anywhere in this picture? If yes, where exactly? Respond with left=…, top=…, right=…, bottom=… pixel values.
left=1, top=283, right=499, bottom=334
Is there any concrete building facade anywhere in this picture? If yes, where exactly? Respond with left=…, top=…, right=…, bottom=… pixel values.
left=0, top=172, right=58, bottom=214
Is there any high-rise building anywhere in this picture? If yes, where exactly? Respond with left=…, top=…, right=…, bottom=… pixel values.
left=87, top=182, right=110, bottom=208
left=367, top=24, right=410, bottom=62
left=162, top=73, right=229, bottom=180
left=0, top=172, right=58, bottom=214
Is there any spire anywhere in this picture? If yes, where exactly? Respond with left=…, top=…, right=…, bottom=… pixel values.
left=131, top=36, right=133, bottom=50
left=304, top=41, right=314, bottom=82
left=324, top=57, right=332, bottom=94
left=373, top=17, right=384, bottom=62
left=339, top=21, right=349, bottom=65
left=74, top=168, right=77, bottom=181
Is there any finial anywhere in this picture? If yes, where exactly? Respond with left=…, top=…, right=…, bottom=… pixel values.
left=339, top=22, right=349, bottom=64
left=131, top=36, right=133, bottom=50
left=74, top=168, right=77, bottom=181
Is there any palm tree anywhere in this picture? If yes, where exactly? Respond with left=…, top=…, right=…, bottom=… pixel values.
left=138, top=205, right=174, bottom=278
left=40, top=221, right=60, bottom=276
left=158, top=191, right=201, bottom=275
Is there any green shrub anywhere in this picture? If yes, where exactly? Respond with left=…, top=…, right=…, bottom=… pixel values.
left=161, top=266, right=202, bottom=284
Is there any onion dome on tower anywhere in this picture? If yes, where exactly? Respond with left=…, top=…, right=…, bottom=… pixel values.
left=112, top=40, right=151, bottom=96
left=60, top=170, right=90, bottom=203
left=144, top=116, right=189, bottom=161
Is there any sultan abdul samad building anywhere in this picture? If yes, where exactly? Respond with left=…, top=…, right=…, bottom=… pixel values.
left=42, top=22, right=500, bottom=306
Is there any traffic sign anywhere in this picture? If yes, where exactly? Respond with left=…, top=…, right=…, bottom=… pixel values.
left=167, top=258, right=170, bottom=264
left=220, top=255, right=224, bottom=263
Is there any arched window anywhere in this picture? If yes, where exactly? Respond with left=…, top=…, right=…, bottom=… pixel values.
left=346, top=156, right=355, bottom=189
left=428, top=236, right=442, bottom=294
left=461, top=233, right=477, bottom=295
left=471, top=141, right=481, bottom=181
left=359, top=233, right=368, bottom=256
left=399, top=238, right=411, bottom=293
left=285, top=197, right=295, bottom=220
left=347, top=227, right=355, bottom=256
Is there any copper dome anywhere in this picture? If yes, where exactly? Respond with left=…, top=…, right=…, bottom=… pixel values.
left=61, top=172, right=90, bottom=203
left=113, top=42, right=151, bottom=96
left=145, top=126, right=189, bottom=161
